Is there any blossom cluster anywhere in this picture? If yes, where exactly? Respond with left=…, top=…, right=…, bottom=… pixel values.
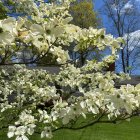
left=0, top=63, right=139, bottom=140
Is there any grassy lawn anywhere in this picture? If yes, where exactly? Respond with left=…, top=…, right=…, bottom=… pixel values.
left=1, top=117, right=140, bottom=140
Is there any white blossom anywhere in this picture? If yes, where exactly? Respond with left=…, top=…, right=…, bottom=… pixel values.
left=0, top=1, right=140, bottom=140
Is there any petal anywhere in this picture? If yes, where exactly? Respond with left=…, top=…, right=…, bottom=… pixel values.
left=7, top=132, right=14, bottom=138
left=30, top=24, right=45, bottom=35
left=2, top=17, right=16, bottom=32
left=0, top=32, right=14, bottom=44
left=8, top=126, right=16, bottom=132
left=21, top=135, right=29, bottom=140
left=16, top=136, right=22, bottom=140
left=62, top=17, right=73, bottom=24
left=27, top=127, right=34, bottom=135
left=41, top=131, right=46, bottom=138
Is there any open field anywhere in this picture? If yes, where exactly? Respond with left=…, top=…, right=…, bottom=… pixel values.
left=0, top=117, right=140, bottom=140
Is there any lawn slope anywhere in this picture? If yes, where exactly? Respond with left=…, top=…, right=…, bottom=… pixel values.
left=1, top=117, right=140, bottom=140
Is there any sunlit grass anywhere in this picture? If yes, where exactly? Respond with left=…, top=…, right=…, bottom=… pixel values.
left=1, top=117, right=140, bottom=140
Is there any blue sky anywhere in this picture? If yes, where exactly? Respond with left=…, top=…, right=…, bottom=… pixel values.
left=94, top=0, right=103, bottom=9
left=94, top=0, right=109, bottom=29
left=94, top=0, right=140, bottom=29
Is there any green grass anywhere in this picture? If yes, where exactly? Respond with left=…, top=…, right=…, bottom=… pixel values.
left=1, top=117, right=140, bottom=140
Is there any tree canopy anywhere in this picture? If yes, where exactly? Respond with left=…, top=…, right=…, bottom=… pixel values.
left=69, top=0, right=101, bottom=29
left=0, top=2, right=7, bottom=19
left=0, top=1, right=140, bottom=140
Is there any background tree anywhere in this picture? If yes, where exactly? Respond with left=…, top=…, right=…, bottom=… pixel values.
left=102, top=0, right=140, bottom=74
left=0, top=0, right=16, bottom=18
left=69, top=0, right=101, bottom=29
left=0, top=1, right=7, bottom=19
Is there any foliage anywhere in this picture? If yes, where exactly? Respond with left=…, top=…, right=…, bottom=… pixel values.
left=0, top=1, right=7, bottom=19
left=69, top=0, right=101, bottom=29
left=0, top=0, right=140, bottom=140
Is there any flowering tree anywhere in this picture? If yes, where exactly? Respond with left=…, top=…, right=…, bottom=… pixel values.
left=0, top=0, right=140, bottom=140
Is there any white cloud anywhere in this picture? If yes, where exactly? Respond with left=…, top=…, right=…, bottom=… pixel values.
left=123, top=30, right=140, bottom=51
left=121, top=1, right=133, bottom=14
left=123, top=1, right=133, bottom=10
left=111, top=1, right=134, bottom=14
